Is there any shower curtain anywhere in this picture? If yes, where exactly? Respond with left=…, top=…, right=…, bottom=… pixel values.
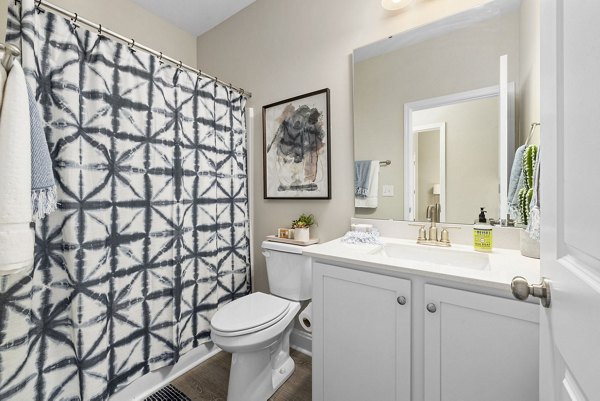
left=0, top=1, right=251, bottom=400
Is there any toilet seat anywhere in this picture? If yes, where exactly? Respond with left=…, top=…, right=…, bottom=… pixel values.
left=211, top=292, right=291, bottom=337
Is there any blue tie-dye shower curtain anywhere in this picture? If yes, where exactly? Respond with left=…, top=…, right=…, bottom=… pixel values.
left=0, top=1, right=251, bottom=399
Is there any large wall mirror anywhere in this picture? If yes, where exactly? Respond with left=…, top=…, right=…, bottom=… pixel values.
left=352, top=0, right=539, bottom=225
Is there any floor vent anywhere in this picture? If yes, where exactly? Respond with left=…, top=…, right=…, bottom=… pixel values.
left=144, top=384, right=192, bottom=401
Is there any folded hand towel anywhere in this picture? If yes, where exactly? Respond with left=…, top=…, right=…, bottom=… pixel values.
left=355, top=160, right=379, bottom=208
left=355, top=160, right=372, bottom=198
left=28, top=83, right=57, bottom=219
left=0, top=61, right=34, bottom=275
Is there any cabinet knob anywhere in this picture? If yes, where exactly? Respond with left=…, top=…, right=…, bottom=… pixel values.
left=397, top=296, right=407, bottom=305
left=426, top=303, right=437, bottom=313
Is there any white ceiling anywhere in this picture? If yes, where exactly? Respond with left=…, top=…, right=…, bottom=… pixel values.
left=132, top=0, right=256, bottom=37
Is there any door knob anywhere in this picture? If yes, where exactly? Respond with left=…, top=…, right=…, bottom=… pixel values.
left=426, top=303, right=437, bottom=313
left=397, top=296, right=407, bottom=305
left=511, top=276, right=551, bottom=308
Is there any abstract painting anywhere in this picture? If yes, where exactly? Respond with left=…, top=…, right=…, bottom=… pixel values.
left=263, top=89, right=331, bottom=199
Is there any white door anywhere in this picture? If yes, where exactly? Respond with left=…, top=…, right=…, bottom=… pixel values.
left=312, top=263, right=411, bottom=401
left=537, top=1, right=600, bottom=400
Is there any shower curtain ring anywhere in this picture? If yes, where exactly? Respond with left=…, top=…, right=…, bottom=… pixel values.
left=97, top=24, right=102, bottom=37
left=129, top=38, right=136, bottom=53
left=71, top=13, right=79, bottom=29
left=35, top=0, right=45, bottom=13
left=197, top=70, right=202, bottom=81
left=214, top=77, right=218, bottom=87
left=158, top=52, right=163, bottom=64
left=177, top=60, right=182, bottom=70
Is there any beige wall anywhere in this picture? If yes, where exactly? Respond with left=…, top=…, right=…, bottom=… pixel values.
left=518, top=0, right=541, bottom=145
left=413, top=97, right=500, bottom=224
left=195, top=0, right=493, bottom=293
left=353, top=10, right=519, bottom=220
left=0, top=0, right=197, bottom=66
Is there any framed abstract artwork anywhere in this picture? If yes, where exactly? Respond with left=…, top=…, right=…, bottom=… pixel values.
left=263, top=88, right=331, bottom=199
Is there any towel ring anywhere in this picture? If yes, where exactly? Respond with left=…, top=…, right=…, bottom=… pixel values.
left=524, top=122, right=541, bottom=145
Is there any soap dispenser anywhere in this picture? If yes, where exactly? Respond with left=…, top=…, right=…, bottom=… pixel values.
left=473, top=207, right=493, bottom=252
left=477, top=207, right=487, bottom=224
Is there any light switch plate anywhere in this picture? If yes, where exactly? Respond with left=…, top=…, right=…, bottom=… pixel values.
left=382, top=185, right=394, bottom=197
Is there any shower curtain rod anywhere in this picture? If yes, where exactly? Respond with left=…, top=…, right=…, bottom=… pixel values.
left=19, top=0, right=253, bottom=98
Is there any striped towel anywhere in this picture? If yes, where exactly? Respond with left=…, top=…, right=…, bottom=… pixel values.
left=27, top=83, right=57, bottom=219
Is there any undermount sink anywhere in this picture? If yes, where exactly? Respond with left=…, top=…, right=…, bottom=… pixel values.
left=371, top=243, right=490, bottom=270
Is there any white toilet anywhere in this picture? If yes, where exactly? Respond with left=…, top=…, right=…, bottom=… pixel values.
left=210, top=241, right=312, bottom=401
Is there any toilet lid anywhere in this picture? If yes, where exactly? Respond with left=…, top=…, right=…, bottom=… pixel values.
left=211, top=292, right=291, bottom=334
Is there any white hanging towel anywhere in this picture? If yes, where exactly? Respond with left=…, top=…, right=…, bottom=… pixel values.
left=0, top=61, right=34, bottom=276
left=355, top=160, right=379, bottom=208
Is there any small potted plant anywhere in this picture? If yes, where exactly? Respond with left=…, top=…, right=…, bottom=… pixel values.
left=291, top=213, right=316, bottom=242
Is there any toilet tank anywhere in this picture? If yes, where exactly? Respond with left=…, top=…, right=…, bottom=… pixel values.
left=262, top=241, right=312, bottom=301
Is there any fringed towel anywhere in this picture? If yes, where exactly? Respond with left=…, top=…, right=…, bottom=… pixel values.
left=355, top=160, right=379, bottom=208
left=28, top=83, right=57, bottom=218
left=355, top=160, right=372, bottom=198
left=0, top=61, right=35, bottom=275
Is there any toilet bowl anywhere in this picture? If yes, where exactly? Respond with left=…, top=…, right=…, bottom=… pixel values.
left=210, top=241, right=311, bottom=401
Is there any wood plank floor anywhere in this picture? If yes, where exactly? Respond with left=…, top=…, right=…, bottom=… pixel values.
left=171, top=349, right=312, bottom=401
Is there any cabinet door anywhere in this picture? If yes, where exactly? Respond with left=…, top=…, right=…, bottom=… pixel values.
left=312, top=262, right=411, bottom=401
left=424, top=284, right=539, bottom=401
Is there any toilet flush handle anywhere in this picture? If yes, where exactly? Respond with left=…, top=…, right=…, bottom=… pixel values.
left=262, top=250, right=271, bottom=258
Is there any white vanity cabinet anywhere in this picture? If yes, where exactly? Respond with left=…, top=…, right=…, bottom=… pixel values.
left=312, top=262, right=412, bottom=401
left=423, top=284, right=539, bottom=401
left=312, top=261, right=540, bottom=401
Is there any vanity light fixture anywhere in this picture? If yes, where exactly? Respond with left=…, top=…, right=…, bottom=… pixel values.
left=381, top=0, right=414, bottom=11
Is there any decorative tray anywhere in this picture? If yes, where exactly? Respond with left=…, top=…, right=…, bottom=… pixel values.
left=266, top=235, right=319, bottom=246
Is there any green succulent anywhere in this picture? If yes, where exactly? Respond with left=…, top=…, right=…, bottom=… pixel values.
left=292, top=213, right=316, bottom=229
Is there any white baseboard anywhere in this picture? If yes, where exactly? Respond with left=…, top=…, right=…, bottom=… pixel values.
left=110, top=342, right=221, bottom=401
left=290, top=328, right=312, bottom=356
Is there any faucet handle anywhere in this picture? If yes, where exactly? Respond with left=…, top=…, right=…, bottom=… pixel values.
left=440, top=228, right=450, bottom=244
left=439, top=226, right=460, bottom=245
left=409, top=223, right=427, bottom=241
left=418, top=225, right=427, bottom=241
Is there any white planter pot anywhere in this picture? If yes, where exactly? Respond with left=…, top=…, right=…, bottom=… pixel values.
left=520, top=229, right=540, bottom=259
left=293, top=228, right=310, bottom=242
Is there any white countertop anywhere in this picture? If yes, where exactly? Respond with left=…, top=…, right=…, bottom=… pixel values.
left=303, top=237, right=541, bottom=292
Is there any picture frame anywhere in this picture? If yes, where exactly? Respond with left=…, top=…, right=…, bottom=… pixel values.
left=263, top=88, right=331, bottom=199
left=277, top=228, right=292, bottom=239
